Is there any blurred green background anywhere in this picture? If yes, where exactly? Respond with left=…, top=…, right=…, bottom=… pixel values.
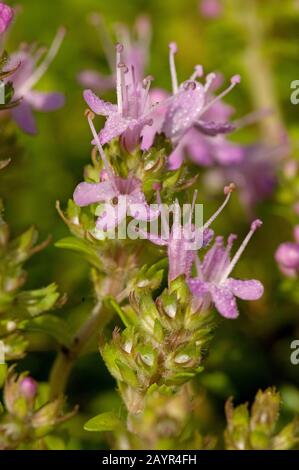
left=1, top=0, right=299, bottom=449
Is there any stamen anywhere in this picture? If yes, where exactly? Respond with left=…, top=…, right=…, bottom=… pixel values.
left=190, top=65, right=204, bottom=81
left=220, top=219, right=263, bottom=282
left=201, top=74, right=241, bottom=115
left=142, top=75, right=154, bottom=110
left=204, top=72, right=216, bottom=92
left=189, top=190, right=198, bottom=225
left=116, top=43, right=124, bottom=114
left=86, top=110, right=116, bottom=186
left=19, top=27, right=66, bottom=95
left=169, top=42, right=179, bottom=94
left=203, top=183, right=235, bottom=231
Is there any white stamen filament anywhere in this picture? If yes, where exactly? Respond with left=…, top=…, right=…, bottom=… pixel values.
left=203, top=184, right=235, bottom=231
left=19, top=27, right=65, bottom=95
left=169, top=42, right=178, bottom=94
left=116, top=44, right=124, bottom=114
left=142, top=76, right=153, bottom=111
left=190, top=65, right=204, bottom=81
left=87, top=113, right=116, bottom=186
left=188, top=190, right=198, bottom=226
left=220, top=220, right=262, bottom=283
left=204, top=72, right=216, bottom=93
left=201, top=75, right=241, bottom=115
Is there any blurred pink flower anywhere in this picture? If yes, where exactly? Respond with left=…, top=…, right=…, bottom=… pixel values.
left=275, top=225, right=299, bottom=277
left=78, top=14, right=151, bottom=93
left=5, top=28, right=65, bottom=134
left=199, top=0, right=223, bottom=18
left=0, top=2, right=14, bottom=34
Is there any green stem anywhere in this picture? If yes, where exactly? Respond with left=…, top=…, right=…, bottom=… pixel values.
left=239, top=0, right=284, bottom=144
left=49, top=273, right=125, bottom=399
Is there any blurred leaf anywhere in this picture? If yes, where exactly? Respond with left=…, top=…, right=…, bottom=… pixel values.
left=84, top=411, right=123, bottom=432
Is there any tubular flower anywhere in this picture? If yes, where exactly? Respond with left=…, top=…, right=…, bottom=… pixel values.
left=5, top=28, right=65, bottom=134
left=73, top=112, right=159, bottom=230
left=188, top=219, right=264, bottom=319
left=84, top=42, right=157, bottom=152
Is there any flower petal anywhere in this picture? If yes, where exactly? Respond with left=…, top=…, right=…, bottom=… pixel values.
left=73, top=181, right=116, bottom=207
left=196, top=120, right=235, bottom=136
left=188, top=279, right=210, bottom=298
left=83, top=89, right=117, bottom=116
left=78, top=70, right=114, bottom=92
left=99, top=114, right=132, bottom=145
left=162, top=85, right=205, bottom=142
left=210, top=284, right=239, bottom=319
left=27, top=91, right=65, bottom=111
left=11, top=100, right=37, bottom=134
left=226, top=278, right=264, bottom=301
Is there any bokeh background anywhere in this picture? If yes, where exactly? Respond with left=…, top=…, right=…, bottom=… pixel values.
left=1, top=0, right=299, bottom=449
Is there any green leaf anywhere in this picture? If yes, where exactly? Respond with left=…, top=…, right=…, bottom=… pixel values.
left=25, top=314, right=72, bottom=347
left=84, top=411, right=122, bottom=432
left=55, top=237, right=102, bottom=271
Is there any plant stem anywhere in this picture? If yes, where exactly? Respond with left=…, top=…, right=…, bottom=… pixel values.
left=241, top=0, right=284, bottom=144
left=49, top=273, right=125, bottom=399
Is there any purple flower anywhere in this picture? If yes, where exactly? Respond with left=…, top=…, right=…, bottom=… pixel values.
left=6, top=28, right=65, bottom=134
left=78, top=14, right=151, bottom=93
left=73, top=112, right=158, bottom=230
left=204, top=140, right=289, bottom=215
left=275, top=225, right=299, bottom=277
left=137, top=184, right=235, bottom=284
left=0, top=2, right=13, bottom=34
left=199, top=0, right=223, bottom=18
left=161, top=43, right=240, bottom=167
left=188, top=219, right=264, bottom=319
left=84, top=42, right=157, bottom=152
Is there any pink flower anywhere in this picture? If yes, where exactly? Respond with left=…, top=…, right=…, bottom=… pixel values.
left=136, top=184, right=235, bottom=284
left=161, top=44, right=240, bottom=167
left=73, top=112, right=158, bottom=230
left=0, top=2, right=14, bottom=34
left=6, top=28, right=65, bottom=134
left=84, top=43, right=157, bottom=152
left=188, top=220, right=264, bottom=319
left=275, top=225, right=299, bottom=277
left=199, top=0, right=223, bottom=19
